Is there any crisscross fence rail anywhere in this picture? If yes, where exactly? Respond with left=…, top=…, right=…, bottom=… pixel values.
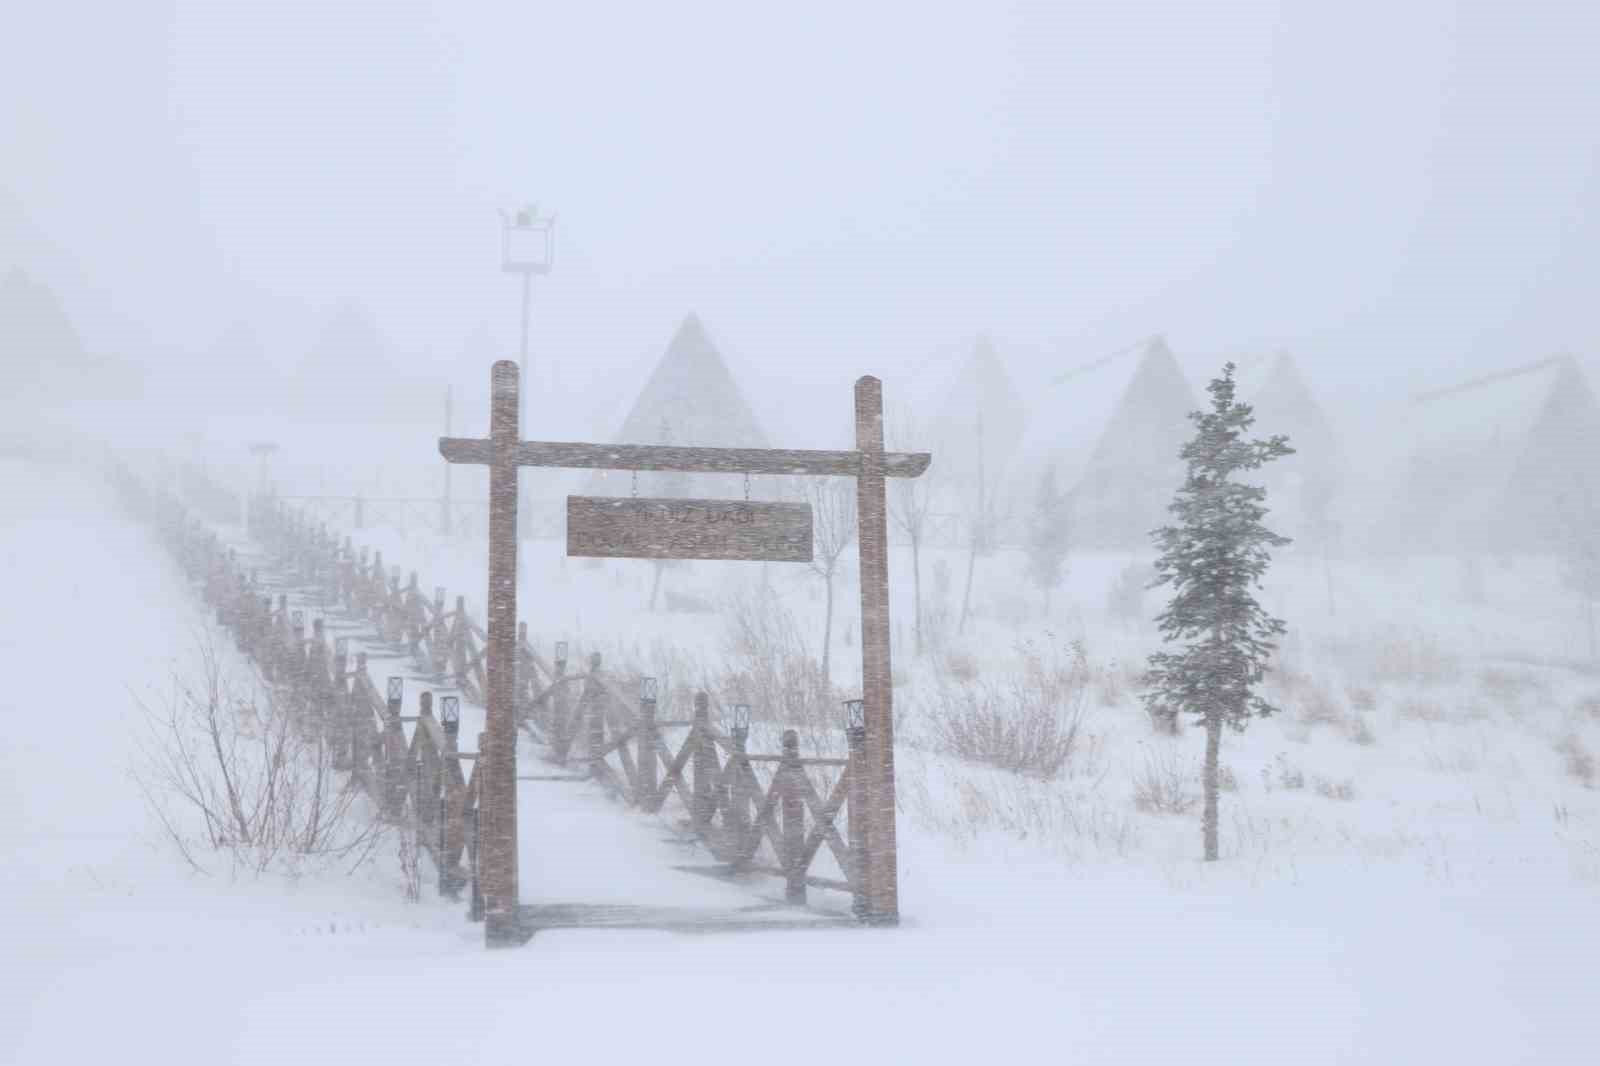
left=521, top=666, right=867, bottom=912
left=111, top=462, right=489, bottom=909
left=114, top=459, right=874, bottom=920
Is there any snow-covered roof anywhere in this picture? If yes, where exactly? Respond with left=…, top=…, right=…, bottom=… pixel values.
left=1406, top=357, right=1567, bottom=461
left=0, top=268, right=91, bottom=370
left=1240, top=351, right=1342, bottom=482
left=586, top=313, right=773, bottom=500
left=885, top=334, right=1027, bottom=508
left=1005, top=336, right=1198, bottom=548
left=1385, top=356, right=1600, bottom=552
left=1011, top=335, right=1196, bottom=496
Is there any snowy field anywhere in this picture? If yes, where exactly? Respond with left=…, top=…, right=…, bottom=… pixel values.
left=5, top=456, right=1600, bottom=1065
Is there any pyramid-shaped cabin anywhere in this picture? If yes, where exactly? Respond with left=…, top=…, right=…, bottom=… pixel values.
left=895, top=334, right=1028, bottom=517
left=588, top=314, right=772, bottom=500
left=1012, top=335, right=1198, bottom=551
left=1386, top=355, right=1600, bottom=555
left=1232, top=350, right=1343, bottom=541
left=0, top=268, right=94, bottom=377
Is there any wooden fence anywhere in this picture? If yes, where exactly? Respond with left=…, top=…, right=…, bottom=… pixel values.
left=113, top=462, right=871, bottom=920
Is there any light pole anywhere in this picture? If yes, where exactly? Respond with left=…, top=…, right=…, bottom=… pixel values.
left=248, top=441, right=278, bottom=528
left=499, top=204, right=556, bottom=527
left=248, top=441, right=278, bottom=495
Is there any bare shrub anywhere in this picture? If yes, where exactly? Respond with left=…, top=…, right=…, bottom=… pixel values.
left=1313, top=776, right=1356, bottom=801
left=132, top=638, right=382, bottom=877
left=1347, top=686, right=1377, bottom=713
left=1132, top=745, right=1197, bottom=814
left=1423, top=740, right=1481, bottom=774
left=1369, top=630, right=1461, bottom=685
left=1399, top=698, right=1450, bottom=724
left=716, top=583, right=837, bottom=754
left=896, top=753, right=1140, bottom=860
left=1345, top=715, right=1378, bottom=746
left=397, top=822, right=422, bottom=902
left=1146, top=699, right=1181, bottom=735
left=1576, top=693, right=1600, bottom=720
left=1274, top=754, right=1305, bottom=790
left=1556, top=734, right=1597, bottom=789
left=1479, top=667, right=1546, bottom=708
left=1268, top=666, right=1316, bottom=697
left=926, top=640, right=1089, bottom=779
left=1093, top=659, right=1137, bottom=708
left=1217, top=764, right=1239, bottom=792
left=943, top=650, right=980, bottom=684
left=1296, top=679, right=1346, bottom=729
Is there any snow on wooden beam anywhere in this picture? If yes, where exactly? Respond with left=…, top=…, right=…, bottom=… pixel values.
left=438, top=437, right=930, bottom=478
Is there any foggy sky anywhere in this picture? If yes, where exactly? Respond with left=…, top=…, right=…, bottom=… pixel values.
left=4, top=1, right=1597, bottom=437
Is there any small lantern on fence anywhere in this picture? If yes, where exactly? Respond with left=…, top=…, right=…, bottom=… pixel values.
left=843, top=698, right=866, bottom=734
left=640, top=676, right=658, bottom=706
left=386, top=676, right=403, bottom=719
left=555, top=640, right=569, bottom=671
left=441, top=695, right=461, bottom=739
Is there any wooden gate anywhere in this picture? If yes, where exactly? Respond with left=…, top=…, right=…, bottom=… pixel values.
left=442, top=361, right=930, bottom=945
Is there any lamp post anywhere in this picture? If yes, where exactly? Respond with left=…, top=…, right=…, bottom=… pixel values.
left=499, top=204, right=556, bottom=527
left=441, top=695, right=461, bottom=742
left=247, top=441, right=277, bottom=529
left=842, top=697, right=869, bottom=920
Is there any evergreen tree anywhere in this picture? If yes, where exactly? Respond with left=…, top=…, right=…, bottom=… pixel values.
left=1143, top=364, right=1293, bottom=861
left=1024, top=466, right=1070, bottom=614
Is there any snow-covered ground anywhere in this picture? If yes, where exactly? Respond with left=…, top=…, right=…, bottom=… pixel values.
left=4, top=457, right=1600, bottom=1064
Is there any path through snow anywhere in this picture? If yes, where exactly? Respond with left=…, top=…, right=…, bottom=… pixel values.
left=3, top=458, right=1597, bottom=1065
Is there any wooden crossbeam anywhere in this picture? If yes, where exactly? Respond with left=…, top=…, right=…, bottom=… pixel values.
left=440, top=438, right=930, bottom=479
left=517, top=903, right=857, bottom=934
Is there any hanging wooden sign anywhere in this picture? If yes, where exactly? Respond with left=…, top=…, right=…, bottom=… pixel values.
left=566, top=496, right=813, bottom=563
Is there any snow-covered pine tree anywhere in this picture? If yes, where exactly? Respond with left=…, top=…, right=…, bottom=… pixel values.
left=1143, top=363, right=1293, bottom=861
left=1024, top=465, right=1070, bottom=614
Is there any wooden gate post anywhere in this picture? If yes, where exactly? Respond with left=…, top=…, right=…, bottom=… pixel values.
left=587, top=659, right=608, bottom=779
left=780, top=730, right=806, bottom=905
left=853, top=375, right=899, bottom=925
left=726, top=711, right=750, bottom=854
left=549, top=645, right=569, bottom=745
left=481, top=361, right=522, bottom=947
left=845, top=713, right=868, bottom=920
left=636, top=678, right=658, bottom=807
left=692, top=692, right=716, bottom=831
